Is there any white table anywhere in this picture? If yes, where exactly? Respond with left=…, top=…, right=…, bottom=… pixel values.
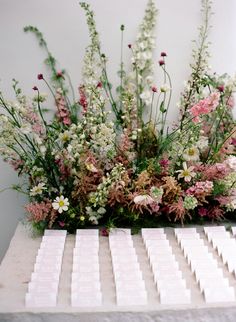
left=1, top=223, right=236, bottom=322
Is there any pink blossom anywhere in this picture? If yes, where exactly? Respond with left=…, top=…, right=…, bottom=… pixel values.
left=227, top=96, right=235, bottom=109
left=190, top=92, right=220, bottom=122
left=55, top=89, right=71, bottom=125
left=186, top=181, right=213, bottom=196
left=78, top=85, right=88, bottom=114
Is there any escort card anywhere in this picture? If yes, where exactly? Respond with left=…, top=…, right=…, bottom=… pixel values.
left=159, top=289, right=191, bottom=305
left=203, top=286, right=235, bottom=303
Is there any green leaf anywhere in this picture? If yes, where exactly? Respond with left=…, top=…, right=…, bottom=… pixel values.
left=159, top=101, right=166, bottom=113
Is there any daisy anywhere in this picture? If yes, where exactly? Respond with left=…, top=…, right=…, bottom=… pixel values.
left=176, top=162, right=196, bottom=182
left=30, top=182, right=46, bottom=196
left=52, top=196, right=69, bottom=213
left=183, top=146, right=199, bottom=161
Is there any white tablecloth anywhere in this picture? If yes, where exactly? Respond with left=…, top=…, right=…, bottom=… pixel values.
left=0, top=223, right=236, bottom=322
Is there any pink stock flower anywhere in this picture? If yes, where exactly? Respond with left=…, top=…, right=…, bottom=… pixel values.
left=190, top=92, right=220, bottom=122
left=55, top=89, right=71, bottom=125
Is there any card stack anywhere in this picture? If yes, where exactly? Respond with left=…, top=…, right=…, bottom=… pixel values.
left=25, top=229, right=67, bottom=307
left=71, top=229, right=102, bottom=307
left=109, top=228, right=147, bottom=306
left=142, top=228, right=191, bottom=305
left=176, top=227, right=235, bottom=303
left=204, top=226, right=236, bottom=280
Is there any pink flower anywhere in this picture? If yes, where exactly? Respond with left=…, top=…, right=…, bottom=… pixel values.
left=58, top=221, right=65, bottom=227
left=217, top=85, right=224, bottom=92
left=55, top=89, right=71, bottom=125
left=96, top=82, right=102, bottom=88
left=190, top=92, right=220, bottom=122
left=79, top=85, right=88, bottom=114
left=151, top=86, right=158, bottom=93
left=159, top=60, right=165, bottom=66
left=56, top=71, right=64, bottom=78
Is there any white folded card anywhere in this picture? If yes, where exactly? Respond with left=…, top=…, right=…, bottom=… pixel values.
left=145, top=239, right=170, bottom=246
left=74, top=241, right=99, bottom=249
left=115, top=280, right=145, bottom=291
left=153, top=270, right=182, bottom=283
left=113, top=267, right=141, bottom=278
left=25, top=292, right=57, bottom=307
left=73, top=257, right=99, bottom=265
left=71, top=272, right=100, bottom=282
left=109, top=228, right=131, bottom=236
left=198, top=277, right=229, bottom=293
left=37, top=248, right=64, bottom=256
left=204, top=226, right=226, bottom=232
left=195, top=268, right=224, bottom=283
left=36, top=254, right=62, bottom=262
left=152, top=261, right=179, bottom=272
left=147, top=246, right=172, bottom=256
left=203, top=286, right=235, bottom=303
left=42, top=236, right=66, bottom=242
left=31, top=272, right=60, bottom=282
left=72, top=264, right=99, bottom=273
left=207, top=232, right=231, bottom=243
left=231, top=227, right=236, bottom=236
left=227, top=260, right=236, bottom=273
left=71, top=284, right=101, bottom=293
left=142, top=235, right=167, bottom=241
left=71, top=292, right=102, bottom=307
left=116, top=292, right=147, bottom=306
left=73, top=248, right=98, bottom=256
left=71, top=280, right=100, bottom=289
left=109, top=235, right=133, bottom=241
left=44, top=229, right=67, bottom=236
left=156, top=279, right=186, bottom=291
left=159, top=289, right=191, bottom=305
left=174, top=228, right=197, bottom=234
left=34, top=262, right=61, bottom=270
left=142, top=228, right=165, bottom=234
left=75, top=235, right=99, bottom=241
left=150, top=254, right=176, bottom=264
left=114, top=271, right=143, bottom=282
left=28, top=281, right=58, bottom=292
left=109, top=240, right=133, bottom=247
left=180, top=239, right=205, bottom=250
left=76, top=229, right=99, bottom=236
left=190, top=260, right=218, bottom=273
left=111, top=254, right=138, bottom=264
left=176, top=234, right=200, bottom=243
left=34, top=266, right=62, bottom=274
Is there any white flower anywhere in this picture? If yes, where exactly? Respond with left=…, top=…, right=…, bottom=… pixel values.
left=225, top=156, right=236, bottom=171
left=20, top=124, right=32, bottom=134
left=134, top=195, right=154, bottom=205
left=197, top=136, right=208, bottom=150
left=140, top=90, right=152, bottom=105
left=160, top=84, right=170, bottom=93
left=176, top=162, right=196, bottom=182
left=30, top=182, right=46, bottom=196
left=59, top=130, right=71, bottom=143
left=183, top=146, right=199, bottom=161
left=52, top=196, right=69, bottom=213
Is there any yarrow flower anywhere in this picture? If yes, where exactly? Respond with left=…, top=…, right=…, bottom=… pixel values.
left=52, top=196, right=69, bottom=213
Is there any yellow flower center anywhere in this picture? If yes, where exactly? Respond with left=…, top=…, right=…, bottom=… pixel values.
left=59, top=200, right=65, bottom=207
left=182, top=170, right=190, bottom=177
left=188, top=148, right=195, bottom=156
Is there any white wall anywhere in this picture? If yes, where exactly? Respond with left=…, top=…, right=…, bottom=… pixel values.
left=0, top=0, right=235, bottom=261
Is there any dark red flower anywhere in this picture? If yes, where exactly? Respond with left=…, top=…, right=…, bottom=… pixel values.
left=151, top=86, right=158, bottom=93
left=217, top=85, right=224, bottom=92
left=101, top=228, right=109, bottom=237
left=128, top=44, right=132, bottom=49
left=37, top=74, right=44, bottom=80
left=198, top=207, right=207, bottom=217
left=32, top=86, right=38, bottom=91
left=161, top=52, right=167, bottom=57
left=97, top=82, right=102, bottom=88
left=159, top=60, right=165, bottom=66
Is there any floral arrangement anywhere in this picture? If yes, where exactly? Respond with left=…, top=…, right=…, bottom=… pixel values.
left=0, top=0, right=235, bottom=232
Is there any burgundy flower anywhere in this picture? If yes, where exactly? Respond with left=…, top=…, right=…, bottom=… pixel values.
left=159, top=60, right=165, bottom=66
left=37, top=74, right=44, bottom=80
left=32, top=86, right=38, bottom=91
left=97, top=82, right=102, bottom=88
left=151, top=86, right=158, bottom=93
left=217, top=85, right=224, bottom=92
left=198, top=207, right=208, bottom=217
left=161, top=52, right=167, bottom=57
left=128, top=44, right=132, bottom=49
left=101, top=228, right=109, bottom=237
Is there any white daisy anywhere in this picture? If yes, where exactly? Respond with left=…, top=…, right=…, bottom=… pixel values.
left=183, top=146, right=199, bottom=161
left=176, top=162, right=196, bottom=182
left=52, top=196, right=69, bottom=213
left=30, top=182, right=46, bottom=196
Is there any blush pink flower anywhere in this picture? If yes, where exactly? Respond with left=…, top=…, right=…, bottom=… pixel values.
left=190, top=92, right=220, bottom=122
